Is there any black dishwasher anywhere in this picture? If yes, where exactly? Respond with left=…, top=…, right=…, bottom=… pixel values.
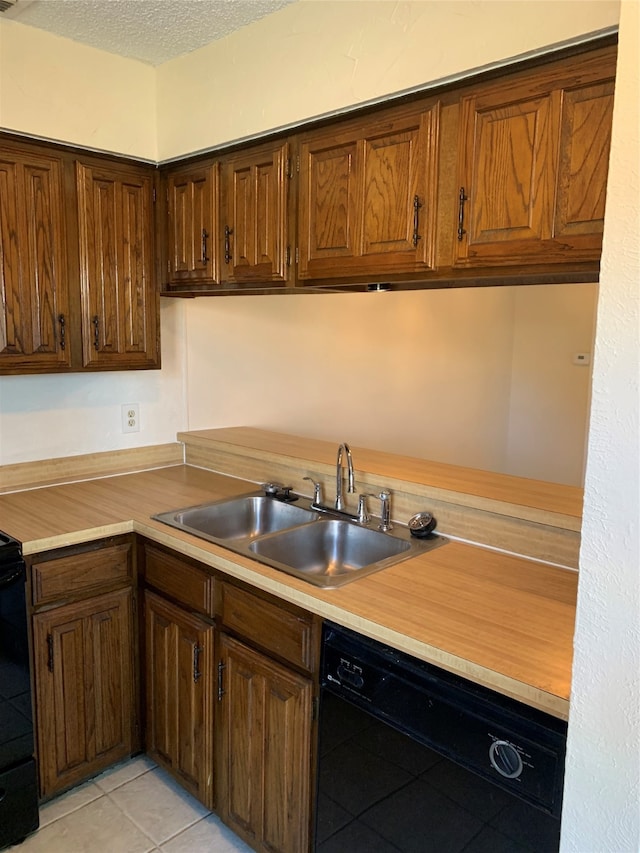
left=0, top=531, right=39, bottom=850
left=315, top=622, right=566, bottom=853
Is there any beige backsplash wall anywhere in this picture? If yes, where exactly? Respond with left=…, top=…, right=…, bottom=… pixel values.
left=185, top=284, right=596, bottom=485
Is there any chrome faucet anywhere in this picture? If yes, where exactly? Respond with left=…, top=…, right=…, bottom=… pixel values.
left=335, top=443, right=355, bottom=511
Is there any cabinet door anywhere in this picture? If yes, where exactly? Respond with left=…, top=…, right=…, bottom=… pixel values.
left=218, top=634, right=312, bottom=853
left=33, top=588, right=135, bottom=798
left=144, top=591, right=214, bottom=809
left=454, top=48, right=616, bottom=268
left=221, top=141, right=289, bottom=283
left=165, top=164, right=219, bottom=287
left=0, top=147, right=70, bottom=372
left=76, top=161, right=159, bottom=369
left=554, top=79, right=614, bottom=246
left=298, top=104, right=439, bottom=280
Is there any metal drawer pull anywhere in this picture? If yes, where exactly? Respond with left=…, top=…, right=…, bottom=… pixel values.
left=457, top=187, right=468, bottom=241
left=412, top=195, right=422, bottom=247
left=217, top=660, right=226, bottom=700
left=193, top=644, right=203, bottom=683
left=92, top=315, right=99, bottom=350
left=224, top=225, right=233, bottom=264
left=201, top=229, right=209, bottom=264
left=47, top=633, right=54, bottom=672
left=58, top=314, right=66, bottom=350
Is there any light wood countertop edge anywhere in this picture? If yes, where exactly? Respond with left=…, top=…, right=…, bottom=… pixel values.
left=20, top=513, right=571, bottom=721
left=0, top=443, right=184, bottom=494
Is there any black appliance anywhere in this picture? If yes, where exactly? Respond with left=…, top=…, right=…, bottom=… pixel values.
left=0, top=531, right=39, bottom=849
left=315, top=622, right=567, bottom=853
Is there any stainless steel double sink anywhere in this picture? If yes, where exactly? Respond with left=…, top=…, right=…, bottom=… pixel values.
left=153, top=491, right=446, bottom=588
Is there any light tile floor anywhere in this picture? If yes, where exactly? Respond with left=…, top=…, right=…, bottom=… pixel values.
left=10, top=756, right=254, bottom=853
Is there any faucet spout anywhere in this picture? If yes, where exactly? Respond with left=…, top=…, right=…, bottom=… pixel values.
left=335, top=443, right=355, bottom=511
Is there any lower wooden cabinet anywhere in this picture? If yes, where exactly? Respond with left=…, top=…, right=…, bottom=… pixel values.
left=144, top=590, right=215, bottom=809
left=217, top=633, right=313, bottom=853
left=33, top=587, right=136, bottom=798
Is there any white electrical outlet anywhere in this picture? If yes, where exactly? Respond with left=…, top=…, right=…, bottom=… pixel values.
left=122, top=403, right=140, bottom=433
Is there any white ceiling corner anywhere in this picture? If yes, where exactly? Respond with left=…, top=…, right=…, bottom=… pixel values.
left=1, top=0, right=298, bottom=65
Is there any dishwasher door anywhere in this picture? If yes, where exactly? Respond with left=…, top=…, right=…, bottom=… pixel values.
left=314, top=622, right=565, bottom=853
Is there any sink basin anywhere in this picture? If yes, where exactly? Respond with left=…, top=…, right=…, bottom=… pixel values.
left=153, top=490, right=446, bottom=588
left=249, top=519, right=411, bottom=585
left=154, top=495, right=317, bottom=541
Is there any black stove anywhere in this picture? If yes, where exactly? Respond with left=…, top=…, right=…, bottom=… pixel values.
left=0, top=531, right=39, bottom=849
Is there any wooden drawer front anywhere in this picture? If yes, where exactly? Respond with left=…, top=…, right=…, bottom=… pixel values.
left=32, top=543, right=132, bottom=606
left=144, top=545, right=214, bottom=617
left=219, top=583, right=316, bottom=672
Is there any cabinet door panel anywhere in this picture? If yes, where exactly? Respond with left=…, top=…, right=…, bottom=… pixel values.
left=300, top=138, right=359, bottom=268
left=144, top=591, right=214, bottom=809
left=0, top=150, right=69, bottom=370
left=218, top=634, right=312, bottom=853
left=455, top=46, right=616, bottom=269
left=222, top=141, right=288, bottom=283
left=262, top=669, right=312, bottom=853
left=77, top=161, right=158, bottom=369
left=555, top=80, right=614, bottom=240
left=299, top=104, right=438, bottom=280
left=88, top=604, right=132, bottom=759
left=166, top=165, right=218, bottom=286
left=50, top=618, right=88, bottom=776
left=34, top=588, right=134, bottom=798
left=0, top=158, right=25, bottom=356
left=457, top=93, right=559, bottom=264
left=223, top=643, right=263, bottom=839
left=362, top=127, right=422, bottom=256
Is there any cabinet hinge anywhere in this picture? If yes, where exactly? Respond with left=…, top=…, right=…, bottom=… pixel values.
left=295, top=247, right=300, bottom=265
left=296, top=155, right=300, bottom=174
left=285, top=158, right=293, bottom=180
left=152, top=186, right=157, bottom=203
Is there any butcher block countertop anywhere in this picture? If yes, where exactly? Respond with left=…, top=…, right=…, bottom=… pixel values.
left=0, top=457, right=577, bottom=720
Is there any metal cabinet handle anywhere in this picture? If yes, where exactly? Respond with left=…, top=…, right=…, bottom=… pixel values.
left=193, top=644, right=203, bottom=684
left=457, top=187, right=469, bottom=241
left=412, top=195, right=422, bottom=247
left=92, top=315, right=99, bottom=351
left=201, top=229, right=209, bottom=265
left=58, top=314, right=66, bottom=350
left=224, top=225, right=233, bottom=264
left=217, top=660, right=226, bottom=700
left=47, top=634, right=54, bottom=672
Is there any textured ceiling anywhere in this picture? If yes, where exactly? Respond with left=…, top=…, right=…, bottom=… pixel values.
left=1, top=0, right=298, bottom=65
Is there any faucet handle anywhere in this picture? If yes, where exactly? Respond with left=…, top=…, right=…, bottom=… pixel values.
left=303, top=476, right=323, bottom=505
left=356, top=494, right=370, bottom=525
left=369, top=489, right=393, bottom=531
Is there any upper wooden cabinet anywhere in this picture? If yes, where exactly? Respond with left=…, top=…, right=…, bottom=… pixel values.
left=298, top=102, right=440, bottom=280
left=0, top=135, right=160, bottom=374
left=0, top=146, right=70, bottom=371
left=453, top=46, right=616, bottom=269
left=164, top=162, right=219, bottom=288
left=220, top=140, right=291, bottom=284
left=76, top=160, right=159, bottom=369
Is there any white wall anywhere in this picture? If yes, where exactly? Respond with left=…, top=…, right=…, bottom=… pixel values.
left=157, top=0, right=619, bottom=160
left=0, top=19, right=156, bottom=159
left=185, top=285, right=597, bottom=483
left=0, top=302, right=187, bottom=465
left=506, top=284, right=598, bottom=485
left=561, top=1, right=640, bottom=849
